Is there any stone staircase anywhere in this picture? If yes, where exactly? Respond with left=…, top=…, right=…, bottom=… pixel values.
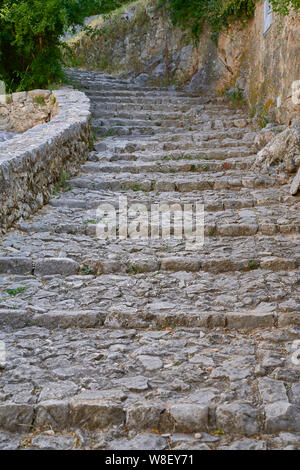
left=0, top=69, right=299, bottom=450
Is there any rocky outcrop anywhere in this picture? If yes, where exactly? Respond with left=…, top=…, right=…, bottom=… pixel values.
left=69, top=1, right=225, bottom=92
left=0, top=88, right=90, bottom=233
left=252, top=122, right=300, bottom=188
left=252, top=122, right=300, bottom=194
left=0, top=89, right=58, bottom=133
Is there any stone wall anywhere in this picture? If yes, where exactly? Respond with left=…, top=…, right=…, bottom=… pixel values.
left=217, top=2, right=300, bottom=124
left=0, top=89, right=58, bottom=133
left=69, top=0, right=300, bottom=124
left=0, top=88, right=91, bottom=234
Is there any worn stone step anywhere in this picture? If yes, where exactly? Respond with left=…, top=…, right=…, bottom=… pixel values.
left=47, top=187, right=297, bottom=211
left=1, top=68, right=299, bottom=449
left=81, top=158, right=253, bottom=174
left=17, top=202, right=299, bottom=238
left=92, top=108, right=249, bottom=121
left=0, top=239, right=299, bottom=277
left=90, top=101, right=225, bottom=112
left=68, top=172, right=283, bottom=193
left=99, top=137, right=255, bottom=155
left=93, top=130, right=256, bottom=155
left=96, top=117, right=193, bottom=129
left=86, top=93, right=220, bottom=105
left=0, top=322, right=299, bottom=440
left=1, top=267, right=299, bottom=329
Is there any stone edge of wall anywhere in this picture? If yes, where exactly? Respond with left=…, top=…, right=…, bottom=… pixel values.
left=0, top=87, right=91, bottom=234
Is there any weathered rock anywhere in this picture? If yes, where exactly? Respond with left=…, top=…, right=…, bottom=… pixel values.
left=0, top=257, right=32, bottom=275
left=253, top=125, right=300, bottom=172
left=258, top=378, right=288, bottom=403
left=216, top=402, right=260, bottom=436
left=34, top=258, right=80, bottom=277
left=265, top=402, right=300, bottom=433
left=169, top=404, right=209, bottom=432
left=126, top=404, right=164, bottom=431
left=0, top=404, right=34, bottom=432
left=290, top=166, right=300, bottom=195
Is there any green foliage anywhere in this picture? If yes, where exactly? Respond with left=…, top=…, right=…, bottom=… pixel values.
left=53, top=171, right=71, bottom=194
left=160, top=0, right=258, bottom=41
left=0, top=0, right=128, bottom=91
left=161, top=0, right=299, bottom=41
left=224, top=86, right=247, bottom=108
left=33, top=95, right=46, bottom=106
left=6, top=286, right=29, bottom=296
left=269, top=0, right=300, bottom=15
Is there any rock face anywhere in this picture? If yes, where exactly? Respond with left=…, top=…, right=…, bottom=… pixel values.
left=0, top=89, right=58, bottom=133
left=0, top=69, right=299, bottom=450
left=218, top=2, right=300, bottom=124
left=252, top=122, right=300, bottom=193
left=69, top=1, right=225, bottom=92
left=0, top=132, right=16, bottom=143
left=69, top=0, right=300, bottom=124
left=253, top=124, right=300, bottom=171
left=290, top=167, right=300, bottom=195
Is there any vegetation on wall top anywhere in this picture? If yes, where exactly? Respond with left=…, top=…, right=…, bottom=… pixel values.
left=160, top=0, right=300, bottom=41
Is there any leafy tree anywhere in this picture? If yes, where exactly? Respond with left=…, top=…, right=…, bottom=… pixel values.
left=0, top=0, right=127, bottom=91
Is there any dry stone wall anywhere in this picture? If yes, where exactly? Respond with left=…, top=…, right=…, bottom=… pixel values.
left=217, top=2, right=300, bottom=125
left=0, top=88, right=91, bottom=234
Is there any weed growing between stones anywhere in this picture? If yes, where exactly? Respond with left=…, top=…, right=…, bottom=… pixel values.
left=6, top=287, right=29, bottom=297
left=53, top=172, right=71, bottom=195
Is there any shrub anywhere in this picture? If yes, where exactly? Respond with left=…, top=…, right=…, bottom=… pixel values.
left=160, top=0, right=299, bottom=42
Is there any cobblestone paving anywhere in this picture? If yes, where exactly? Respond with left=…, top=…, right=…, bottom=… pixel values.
left=0, top=70, right=299, bottom=450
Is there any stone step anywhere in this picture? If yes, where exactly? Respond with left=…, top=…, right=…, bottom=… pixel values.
left=96, top=117, right=193, bottom=129
left=93, top=114, right=249, bottom=128
left=90, top=101, right=232, bottom=113
left=105, top=150, right=255, bottom=163
left=0, top=235, right=299, bottom=278
left=1, top=267, right=299, bottom=329
left=86, top=93, right=220, bottom=105
left=92, top=108, right=249, bottom=121
left=94, top=139, right=255, bottom=157
left=99, top=131, right=256, bottom=147
left=85, top=89, right=201, bottom=98
left=47, top=187, right=297, bottom=211
left=0, top=322, right=299, bottom=441
left=0, top=305, right=281, bottom=330
left=68, top=171, right=284, bottom=193
left=93, top=129, right=256, bottom=153
left=92, top=123, right=254, bottom=138
left=81, top=158, right=253, bottom=174
left=17, top=200, right=299, bottom=238
left=93, top=151, right=256, bottom=164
